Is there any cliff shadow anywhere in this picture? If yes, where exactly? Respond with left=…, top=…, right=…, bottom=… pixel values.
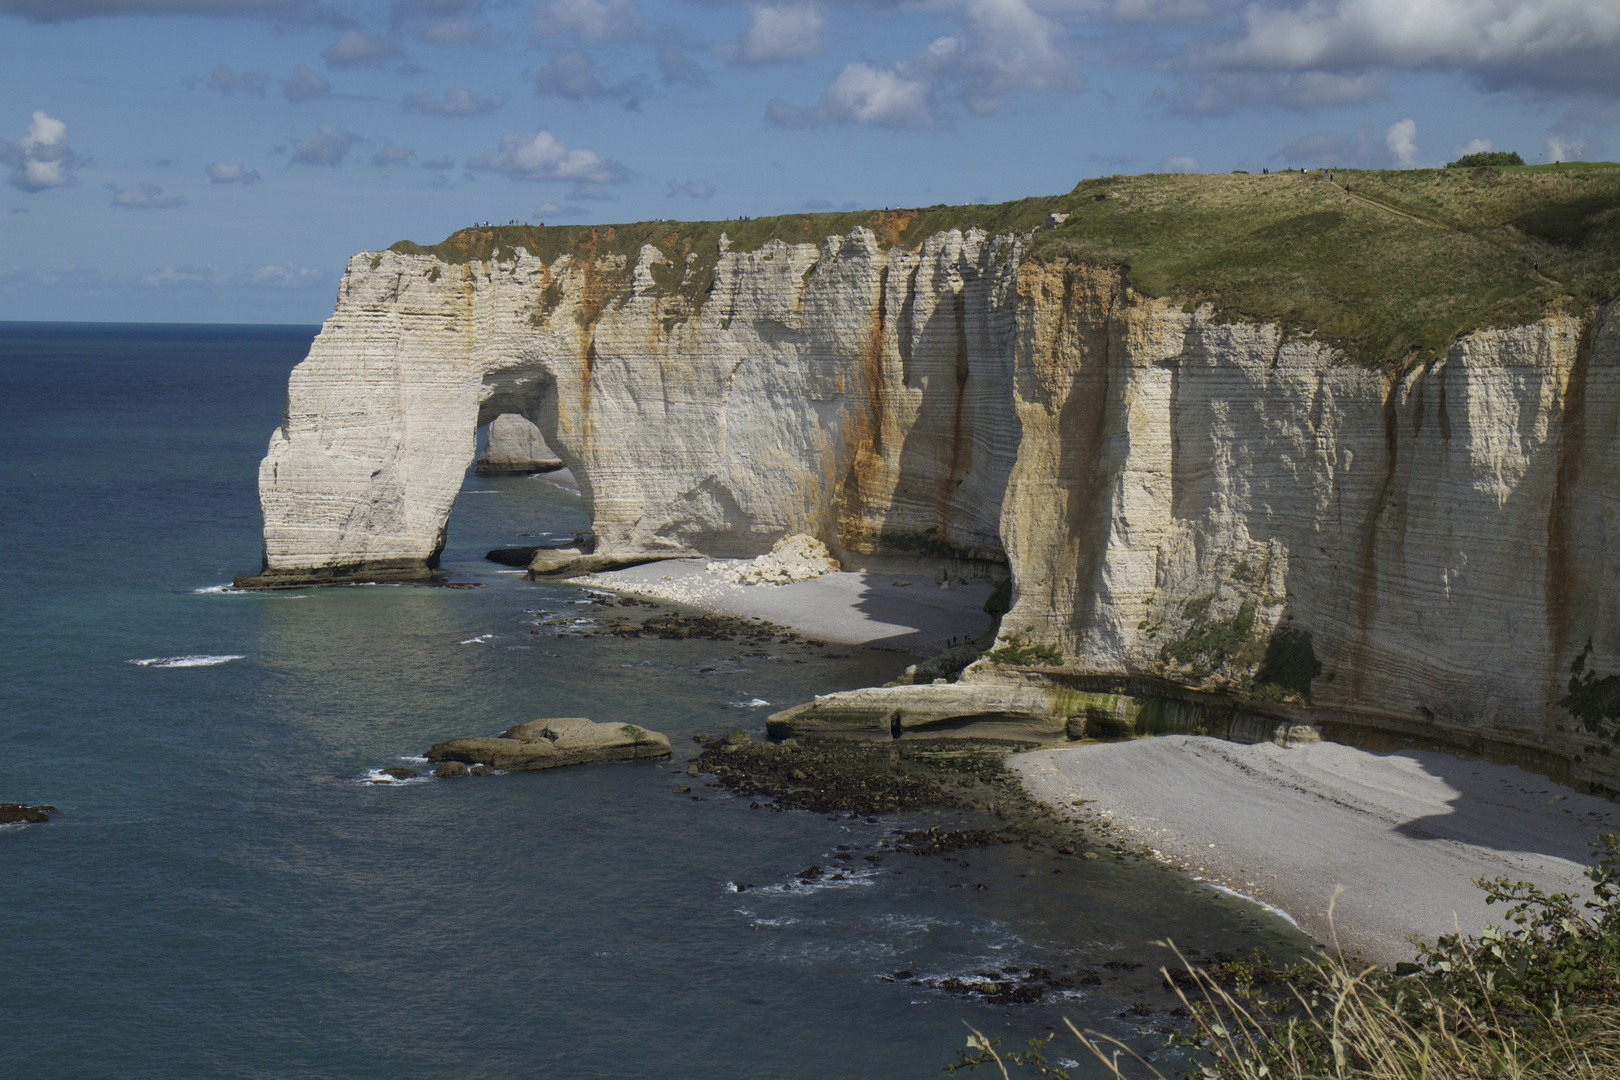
left=840, top=258, right=1016, bottom=566
left=1375, top=747, right=1618, bottom=865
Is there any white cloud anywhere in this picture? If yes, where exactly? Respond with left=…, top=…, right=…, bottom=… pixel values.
left=1452, top=137, right=1493, bottom=158
left=1546, top=134, right=1585, bottom=161
left=1183, top=0, right=1620, bottom=104
left=766, top=0, right=1080, bottom=130
left=532, top=52, right=644, bottom=105
left=532, top=0, right=642, bottom=43
left=768, top=62, right=937, bottom=130
left=567, top=182, right=617, bottom=200
left=1275, top=119, right=1422, bottom=167
left=466, top=129, right=626, bottom=183
left=206, top=161, right=260, bottom=183
left=5, top=111, right=81, bottom=192
left=0, top=0, right=332, bottom=20
left=1166, top=71, right=1386, bottom=115
left=322, top=31, right=400, bottom=67
left=287, top=125, right=359, bottom=166
left=142, top=265, right=225, bottom=286
left=1385, top=118, right=1417, bottom=166
left=370, top=143, right=415, bottom=166
left=716, top=4, right=825, bottom=66
left=1201, top=0, right=1620, bottom=73
left=417, top=17, right=482, bottom=44
left=111, top=183, right=188, bottom=208
left=281, top=64, right=331, bottom=103
left=666, top=178, right=715, bottom=199
left=403, top=87, right=505, bottom=116
left=206, top=63, right=269, bottom=96
left=253, top=262, right=325, bottom=286
left=532, top=200, right=587, bottom=219
left=931, top=0, right=1083, bottom=115
left=658, top=47, right=708, bottom=88
left=1164, top=155, right=1200, bottom=172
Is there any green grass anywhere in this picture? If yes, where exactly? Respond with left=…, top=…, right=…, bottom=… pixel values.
left=388, top=163, right=1620, bottom=371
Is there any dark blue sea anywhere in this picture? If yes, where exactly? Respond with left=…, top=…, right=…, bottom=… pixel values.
left=0, top=322, right=1313, bottom=1079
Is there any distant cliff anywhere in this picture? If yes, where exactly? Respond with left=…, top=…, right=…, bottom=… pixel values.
left=241, top=167, right=1620, bottom=789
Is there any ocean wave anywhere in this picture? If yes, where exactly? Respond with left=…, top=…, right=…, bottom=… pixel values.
left=733, top=698, right=772, bottom=708
left=399, top=755, right=428, bottom=764
left=1203, top=881, right=1304, bottom=930
left=458, top=634, right=494, bottom=644
left=192, top=584, right=246, bottom=595
left=463, top=490, right=502, bottom=494
left=356, top=768, right=431, bottom=786
left=127, top=654, right=246, bottom=668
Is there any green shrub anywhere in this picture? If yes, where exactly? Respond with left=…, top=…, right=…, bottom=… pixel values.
left=986, top=630, right=1062, bottom=667
left=1448, top=151, right=1526, bottom=168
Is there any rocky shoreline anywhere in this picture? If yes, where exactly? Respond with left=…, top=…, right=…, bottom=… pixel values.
left=679, top=729, right=1312, bottom=1011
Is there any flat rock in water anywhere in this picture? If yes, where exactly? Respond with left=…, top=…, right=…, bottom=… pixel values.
left=426, top=717, right=671, bottom=771
left=1, top=803, right=57, bottom=824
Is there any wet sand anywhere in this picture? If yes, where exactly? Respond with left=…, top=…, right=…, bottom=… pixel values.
left=1014, top=736, right=1620, bottom=965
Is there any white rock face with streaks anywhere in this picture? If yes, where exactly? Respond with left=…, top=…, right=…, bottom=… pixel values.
left=245, top=229, right=1620, bottom=786
left=248, top=227, right=1022, bottom=582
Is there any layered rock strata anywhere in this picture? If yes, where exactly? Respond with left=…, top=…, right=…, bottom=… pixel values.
left=245, top=221, right=1620, bottom=788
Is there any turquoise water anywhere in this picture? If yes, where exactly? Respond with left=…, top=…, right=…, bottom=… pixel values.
left=0, top=323, right=1314, bottom=1079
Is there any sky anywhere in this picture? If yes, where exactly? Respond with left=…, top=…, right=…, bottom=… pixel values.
left=2, top=0, right=1618, bottom=323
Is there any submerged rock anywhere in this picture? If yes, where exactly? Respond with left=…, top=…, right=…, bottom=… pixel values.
left=426, top=717, right=671, bottom=771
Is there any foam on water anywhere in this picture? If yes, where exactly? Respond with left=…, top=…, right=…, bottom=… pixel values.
left=458, top=634, right=494, bottom=644
left=733, top=698, right=771, bottom=707
left=356, top=768, right=432, bottom=786
left=193, top=584, right=246, bottom=595
left=1203, top=881, right=1305, bottom=930
left=127, top=654, right=246, bottom=668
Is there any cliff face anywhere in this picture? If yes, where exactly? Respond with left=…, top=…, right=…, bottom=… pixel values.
left=253, top=226, right=1020, bottom=579
left=245, top=222, right=1620, bottom=787
left=1000, top=259, right=1620, bottom=781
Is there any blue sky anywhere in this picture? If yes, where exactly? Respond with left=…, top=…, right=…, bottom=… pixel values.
left=2, top=0, right=1617, bottom=323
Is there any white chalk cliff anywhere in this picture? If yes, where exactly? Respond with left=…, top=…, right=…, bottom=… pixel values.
left=241, top=221, right=1620, bottom=789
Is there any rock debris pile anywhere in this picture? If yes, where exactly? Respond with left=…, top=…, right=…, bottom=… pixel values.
left=707, top=534, right=840, bottom=586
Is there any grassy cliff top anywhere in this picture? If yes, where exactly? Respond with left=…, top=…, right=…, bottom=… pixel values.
left=389, top=163, right=1620, bottom=370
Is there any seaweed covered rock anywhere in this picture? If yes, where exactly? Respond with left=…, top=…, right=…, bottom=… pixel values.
left=426, top=717, right=671, bottom=771
left=0, top=803, right=56, bottom=824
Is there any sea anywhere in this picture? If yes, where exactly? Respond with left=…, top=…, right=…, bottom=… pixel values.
left=0, top=322, right=1316, bottom=1080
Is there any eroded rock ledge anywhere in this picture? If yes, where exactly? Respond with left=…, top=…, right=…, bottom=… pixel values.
left=426, top=717, right=671, bottom=772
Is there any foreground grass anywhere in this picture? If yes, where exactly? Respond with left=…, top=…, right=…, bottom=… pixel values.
left=950, top=835, right=1620, bottom=1080
left=389, top=164, right=1620, bottom=371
